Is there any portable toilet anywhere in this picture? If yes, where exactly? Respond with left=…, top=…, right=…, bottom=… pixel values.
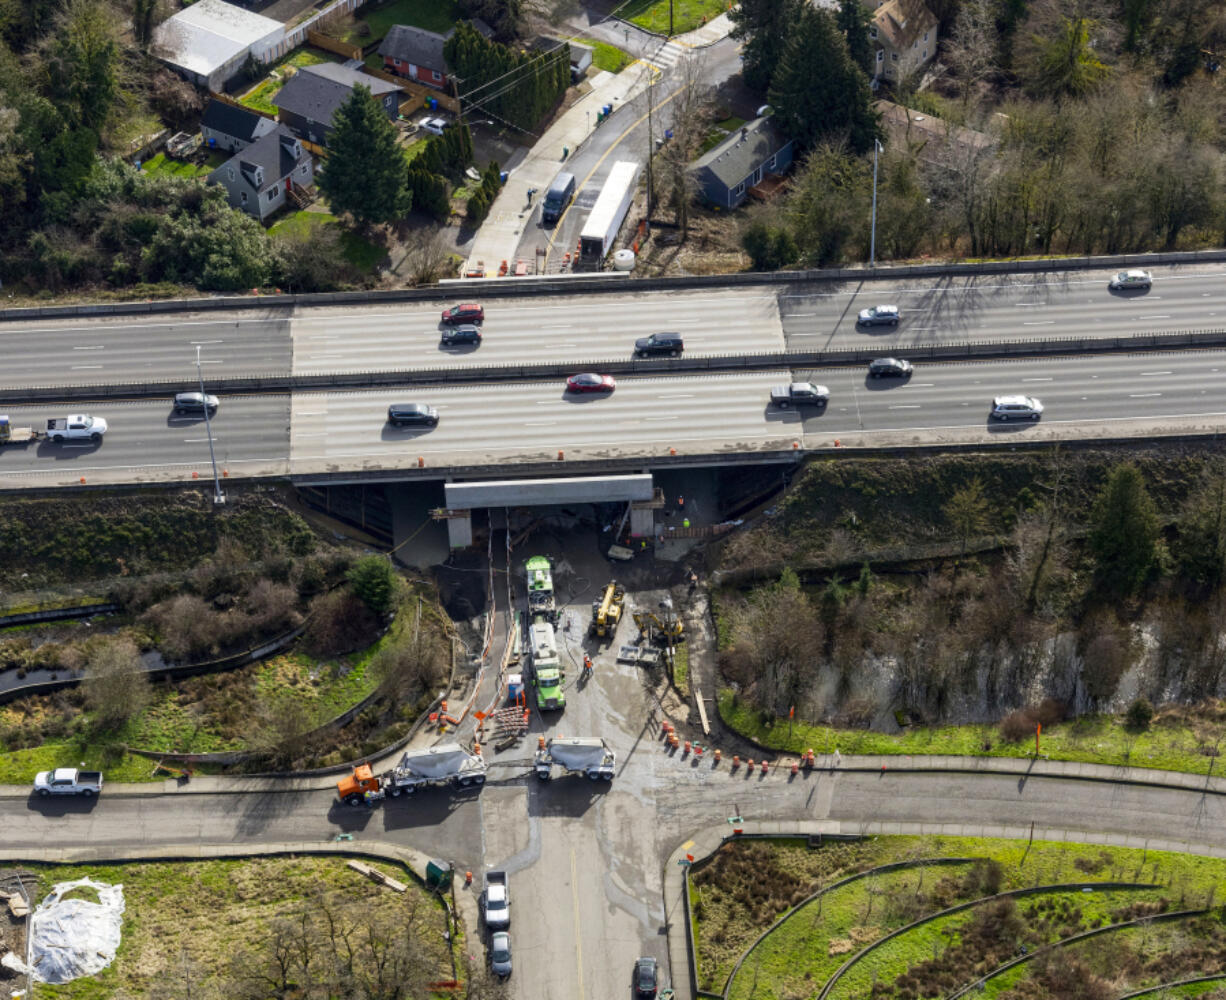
left=507, top=673, right=524, bottom=701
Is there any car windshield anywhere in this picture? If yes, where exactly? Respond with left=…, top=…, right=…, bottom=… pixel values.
left=493, top=944, right=510, bottom=961
left=540, top=675, right=559, bottom=690
left=638, top=965, right=655, bottom=986
left=81, top=416, right=94, bottom=428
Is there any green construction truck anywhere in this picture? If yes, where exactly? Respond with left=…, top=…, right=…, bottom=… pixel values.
left=529, top=620, right=565, bottom=710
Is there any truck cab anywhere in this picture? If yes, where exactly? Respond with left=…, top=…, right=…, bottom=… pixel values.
left=336, top=763, right=381, bottom=805
left=770, top=383, right=829, bottom=409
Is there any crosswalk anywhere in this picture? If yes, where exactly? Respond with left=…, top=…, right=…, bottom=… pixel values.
left=640, top=40, right=689, bottom=73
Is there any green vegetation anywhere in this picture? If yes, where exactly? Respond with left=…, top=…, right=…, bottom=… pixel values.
left=719, top=691, right=1226, bottom=777
left=701, top=115, right=746, bottom=153
left=237, top=48, right=336, bottom=115
left=619, top=0, right=728, bottom=34
left=694, top=836, right=1226, bottom=1000
left=673, top=644, right=689, bottom=697
left=578, top=37, right=632, bottom=73
left=269, top=211, right=386, bottom=272
left=344, top=0, right=459, bottom=43
left=319, top=86, right=413, bottom=226
left=28, top=856, right=449, bottom=1000
left=139, top=151, right=227, bottom=179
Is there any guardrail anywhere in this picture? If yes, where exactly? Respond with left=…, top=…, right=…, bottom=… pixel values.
left=4, top=249, right=1226, bottom=323
left=4, top=328, right=1225, bottom=404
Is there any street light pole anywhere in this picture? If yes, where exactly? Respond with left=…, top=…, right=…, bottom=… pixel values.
left=869, top=138, right=882, bottom=268
left=195, top=346, right=225, bottom=506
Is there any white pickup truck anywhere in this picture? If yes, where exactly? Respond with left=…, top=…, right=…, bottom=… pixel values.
left=33, top=767, right=103, bottom=797
left=481, top=870, right=510, bottom=929
left=45, top=415, right=107, bottom=443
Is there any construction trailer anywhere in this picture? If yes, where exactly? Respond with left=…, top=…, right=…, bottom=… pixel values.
left=336, top=744, right=486, bottom=804
left=534, top=736, right=616, bottom=781
left=579, top=160, right=641, bottom=264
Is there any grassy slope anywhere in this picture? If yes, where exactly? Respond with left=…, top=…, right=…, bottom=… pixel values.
left=618, top=0, right=729, bottom=34
left=344, top=0, right=458, bottom=44
left=29, top=857, right=449, bottom=1000
left=269, top=211, right=386, bottom=272
left=139, top=151, right=227, bottom=179
left=237, top=48, right=337, bottom=115
left=579, top=38, right=633, bottom=73
left=704, top=836, right=1226, bottom=1000
left=720, top=691, right=1226, bottom=776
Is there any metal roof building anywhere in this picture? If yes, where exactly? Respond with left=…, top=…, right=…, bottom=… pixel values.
left=154, top=0, right=285, bottom=91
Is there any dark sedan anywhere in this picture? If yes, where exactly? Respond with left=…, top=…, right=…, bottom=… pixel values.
left=173, top=392, right=219, bottom=414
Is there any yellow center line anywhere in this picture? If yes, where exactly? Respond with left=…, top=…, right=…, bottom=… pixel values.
left=544, top=76, right=681, bottom=270
left=571, top=847, right=585, bottom=1000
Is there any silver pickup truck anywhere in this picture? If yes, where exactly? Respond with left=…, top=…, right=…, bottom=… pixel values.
left=33, top=767, right=103, bottom=797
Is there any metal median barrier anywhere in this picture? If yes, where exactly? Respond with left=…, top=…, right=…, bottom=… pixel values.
left=4, top=249, right=1226, bottom=323
left=2, top=327, right=1226, bottom=404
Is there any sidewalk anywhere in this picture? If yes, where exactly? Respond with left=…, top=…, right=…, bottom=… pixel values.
left=663, top=816, right=1226, bottom=1000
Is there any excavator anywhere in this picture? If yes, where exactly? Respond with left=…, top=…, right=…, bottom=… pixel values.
left=632, top=610, right=684, bottom=644
left=589, top=582, right=626, bottom=639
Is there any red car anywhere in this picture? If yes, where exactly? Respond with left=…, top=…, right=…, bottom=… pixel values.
left=566, top=373, right=616, bottom=393
left=442, top=303, right=484, bottom=325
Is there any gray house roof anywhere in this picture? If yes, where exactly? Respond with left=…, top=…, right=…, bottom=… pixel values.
left=201, top=98, right=270, bottom=142
left=229, top=124, right=309, bottom=193
left=379, top=24, right=448, bottom=72
left=273, top=63, right=402, bottom=126
left=690, top=116, right=792, bottom=188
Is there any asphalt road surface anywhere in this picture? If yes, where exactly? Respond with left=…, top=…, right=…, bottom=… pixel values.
left=8, top=349, right=1226, bottom=485
left=3, top=265, right=1226, bottom=390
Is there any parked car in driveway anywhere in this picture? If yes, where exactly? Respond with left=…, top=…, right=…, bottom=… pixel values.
left=857, top=304, right=900, bottom=327
left=442, top=303, right=484, bottom=325
left=868, top=357, right=912, bottom=378
left=420, top=116, right=450, bottom=136
left=490, top=932, right=512, bottom=979
left=441, top=324, right=481, bottom=347
left=387, top=403, right=439, bottom=427
left=1109, top=269, right=1152, bottom=290
left=634, top=332, right=684, bottom=356
left=566, top=373, right=616, bottom=393
left=634, top=956, right=658, bottom=997
left=990, top=395, right=1043, bottom=420
left=173, top=392, right=219, bottom=414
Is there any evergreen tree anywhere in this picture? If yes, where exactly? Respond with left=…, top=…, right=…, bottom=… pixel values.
left=1089, top=463, right=1159, bottom=597
left=318, top=85, right=411, bottom=226
left=729, top=0, right=803, bottom=94
left=836, top=0, right=874, bottom=77
left=768, top=6, right=879, bottom=155
left=347, top=555, right=398, bottom=615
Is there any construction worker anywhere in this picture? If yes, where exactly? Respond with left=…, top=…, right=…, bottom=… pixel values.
left=583, top=653, right=593, bottom=679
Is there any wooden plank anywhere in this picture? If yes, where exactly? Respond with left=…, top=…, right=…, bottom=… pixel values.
left=693, top=684, right=710, bottom=736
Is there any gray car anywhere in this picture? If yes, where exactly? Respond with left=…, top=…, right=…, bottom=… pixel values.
left=868, top=357, right=912, bottom=378
left=173, top=392, right=219, bottom=414
left=857, top=305, right=900, bottom=327
left=490, top=932, right=512, bottom=978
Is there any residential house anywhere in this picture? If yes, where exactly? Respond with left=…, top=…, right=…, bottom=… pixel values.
left=864, top=0, right=939, bottom=84
left=379, top=25, right=451, bottom=89
left=273, top=62, right=403, bottom=146
left=875, top=100, right=994, bottom=167
left=532, top=36, right=595, bottom=82
left=200, top=98, right=278, bottom=153
left=688, top=116, right=795, bottom=210
left=208, top=124, right=313, bottom=222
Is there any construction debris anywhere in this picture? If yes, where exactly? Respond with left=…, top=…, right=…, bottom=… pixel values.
left=346, top=860, right=407, bottom=894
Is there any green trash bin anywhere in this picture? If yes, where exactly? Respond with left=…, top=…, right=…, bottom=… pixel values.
left=426, top=859, right=453, bottom=890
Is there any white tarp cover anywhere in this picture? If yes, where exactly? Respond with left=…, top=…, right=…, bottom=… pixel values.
left=29, top=879, right=124, bottom=984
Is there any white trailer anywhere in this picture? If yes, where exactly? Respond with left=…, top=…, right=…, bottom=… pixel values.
left=390, top=744, right=487, bottom=792
left=579, top=160, right=641, bottom=264
left=534, top=736, right=616, bottom=781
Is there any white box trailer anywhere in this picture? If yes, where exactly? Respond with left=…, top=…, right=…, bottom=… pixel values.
left=534, top=736, right=616, bottom=781
left=579, top=160, right=641, bottom=264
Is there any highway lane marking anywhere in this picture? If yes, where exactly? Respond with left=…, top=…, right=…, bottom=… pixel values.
left=645, top=416, right=680, bottom=421
left=189, top=339, right=224, bottom=345
left=657, top=394, right=695, bottom=399
left=523, top=420, right=557, bottom=426
left=549, top=343, right=578, bottom=348
left=571, top=849, right=585, bottom=1000
left=72, top=345, right=104, bottom=351
left=183, top=437, right=220, bottom=443
left=911, top=383, right=934, bottom=387
left=1141, top=371, right=1173, bottom=376
left=788, top=312, right=817, bottom=317
left=1129, top=393, right=1162, bottom=398
left=1136, top=315, right=1171, bottom=320
left=1023, top=321, right=1055, bottom=326
left=1023, top=378, right=1052, bottom=382
left=198, top=359, right=225, bottom=364
left=888, top=404, right=920, bottom=409
left=71, top=365, right=103, bottom=369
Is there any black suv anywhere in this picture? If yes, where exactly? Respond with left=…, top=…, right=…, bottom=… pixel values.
left=441, top=324, right=481, bottom=347
left=634, top=333, right=684, bottom=357
left=387, top=403, right=439, bottom=427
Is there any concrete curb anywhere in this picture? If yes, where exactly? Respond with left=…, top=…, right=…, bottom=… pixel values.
left=664, top=820, right=1226, bottom=1000
left=3, top=251, right=1226, bottom=324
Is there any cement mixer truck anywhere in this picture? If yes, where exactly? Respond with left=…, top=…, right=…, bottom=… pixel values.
left=534, top=736, right=616, bottom=781
left=337, top=743, right=487, bottom=804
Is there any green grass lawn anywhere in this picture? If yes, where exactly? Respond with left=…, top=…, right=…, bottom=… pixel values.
left=345, top=0, right=458, bottom=44
left=701, top=115, right=746, bottom=153
left=579, top=37, right=633, bottom=73
left=140, top=151, right=227, bottom=179
left=238, top=48, right=337, bottom=115
left=719, top=691, right=1226, bottom=777
left=673, top=644, right=689, bottom=697
left=269, top=211, right=386, bottom=272
left=619, top=0, right=729, bottom=35
left=707, top=836, right=1226, bottom=1000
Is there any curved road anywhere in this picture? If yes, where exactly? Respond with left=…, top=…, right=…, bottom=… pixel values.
left=2, top=264, right=1225, bottom=389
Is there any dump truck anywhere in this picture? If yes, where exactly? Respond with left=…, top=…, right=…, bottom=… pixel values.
left=336, top=744, right=486, bottom=805
left=589, top=581, right=625, bottom=639
left=528, top=620, right=565, bottom=710
left=33, top=768, right=103, bottom=797
left=481, top=870, right=510, bottom=929
left=534, top=736, right=616, bottom=781
left=526, top=555, right=556, bottom=620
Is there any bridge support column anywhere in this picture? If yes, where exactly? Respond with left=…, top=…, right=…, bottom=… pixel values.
left=630, top=507, right=654, bottom=537
left=447, top=512, right=473, bottom=549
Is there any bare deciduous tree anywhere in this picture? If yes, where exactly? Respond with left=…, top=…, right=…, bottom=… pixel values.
left=946, top=0, right=998, bottom=108
left=84, top=635, right=149, bottom=728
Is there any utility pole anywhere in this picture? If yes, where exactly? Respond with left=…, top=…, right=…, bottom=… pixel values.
left=669, top=0, right=673, bottom=37
left=646, top=66, right=655, bottom=219
left=869, top=138, right=883, bottom=268
left=195, top=346, right=225, bottom=506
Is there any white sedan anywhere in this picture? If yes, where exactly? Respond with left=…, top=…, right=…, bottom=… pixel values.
left=1109, top=269, right=1152, bottom=290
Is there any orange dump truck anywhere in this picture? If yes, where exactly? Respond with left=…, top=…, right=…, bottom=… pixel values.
left=336, top=744, right=487, bottom=805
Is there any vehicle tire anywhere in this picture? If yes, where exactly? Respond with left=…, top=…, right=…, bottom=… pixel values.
left=998, top=414, right=1008, bottom=421
left=345, top=793, right=363, bottom=806
left=38, top=788, right=50, bottom=797
left=403, top=784, right=417, bottom=794
left=90, top=433, right=102, bottom=443
left=537, top=772, right=551, bottom=781
left=601, top=772, right=613, bottom=781
left=428, top=418, right=438, bottom=427
left=1031, top=413, right=1040, bottom=420
left=52, top=434, right=63, bottom=443
left=588, top=771, right=600, bottom=780
left=80, top=788, right=95, bottom=797
left=778, top=400, right=789, bottom=408
left=891, top=320, right=898, bottom=327
left=472, top=774, right=486, bottom=786
left=388, top=786, right=402, bottom=797
left=458, top=777, right=471, bottom=787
